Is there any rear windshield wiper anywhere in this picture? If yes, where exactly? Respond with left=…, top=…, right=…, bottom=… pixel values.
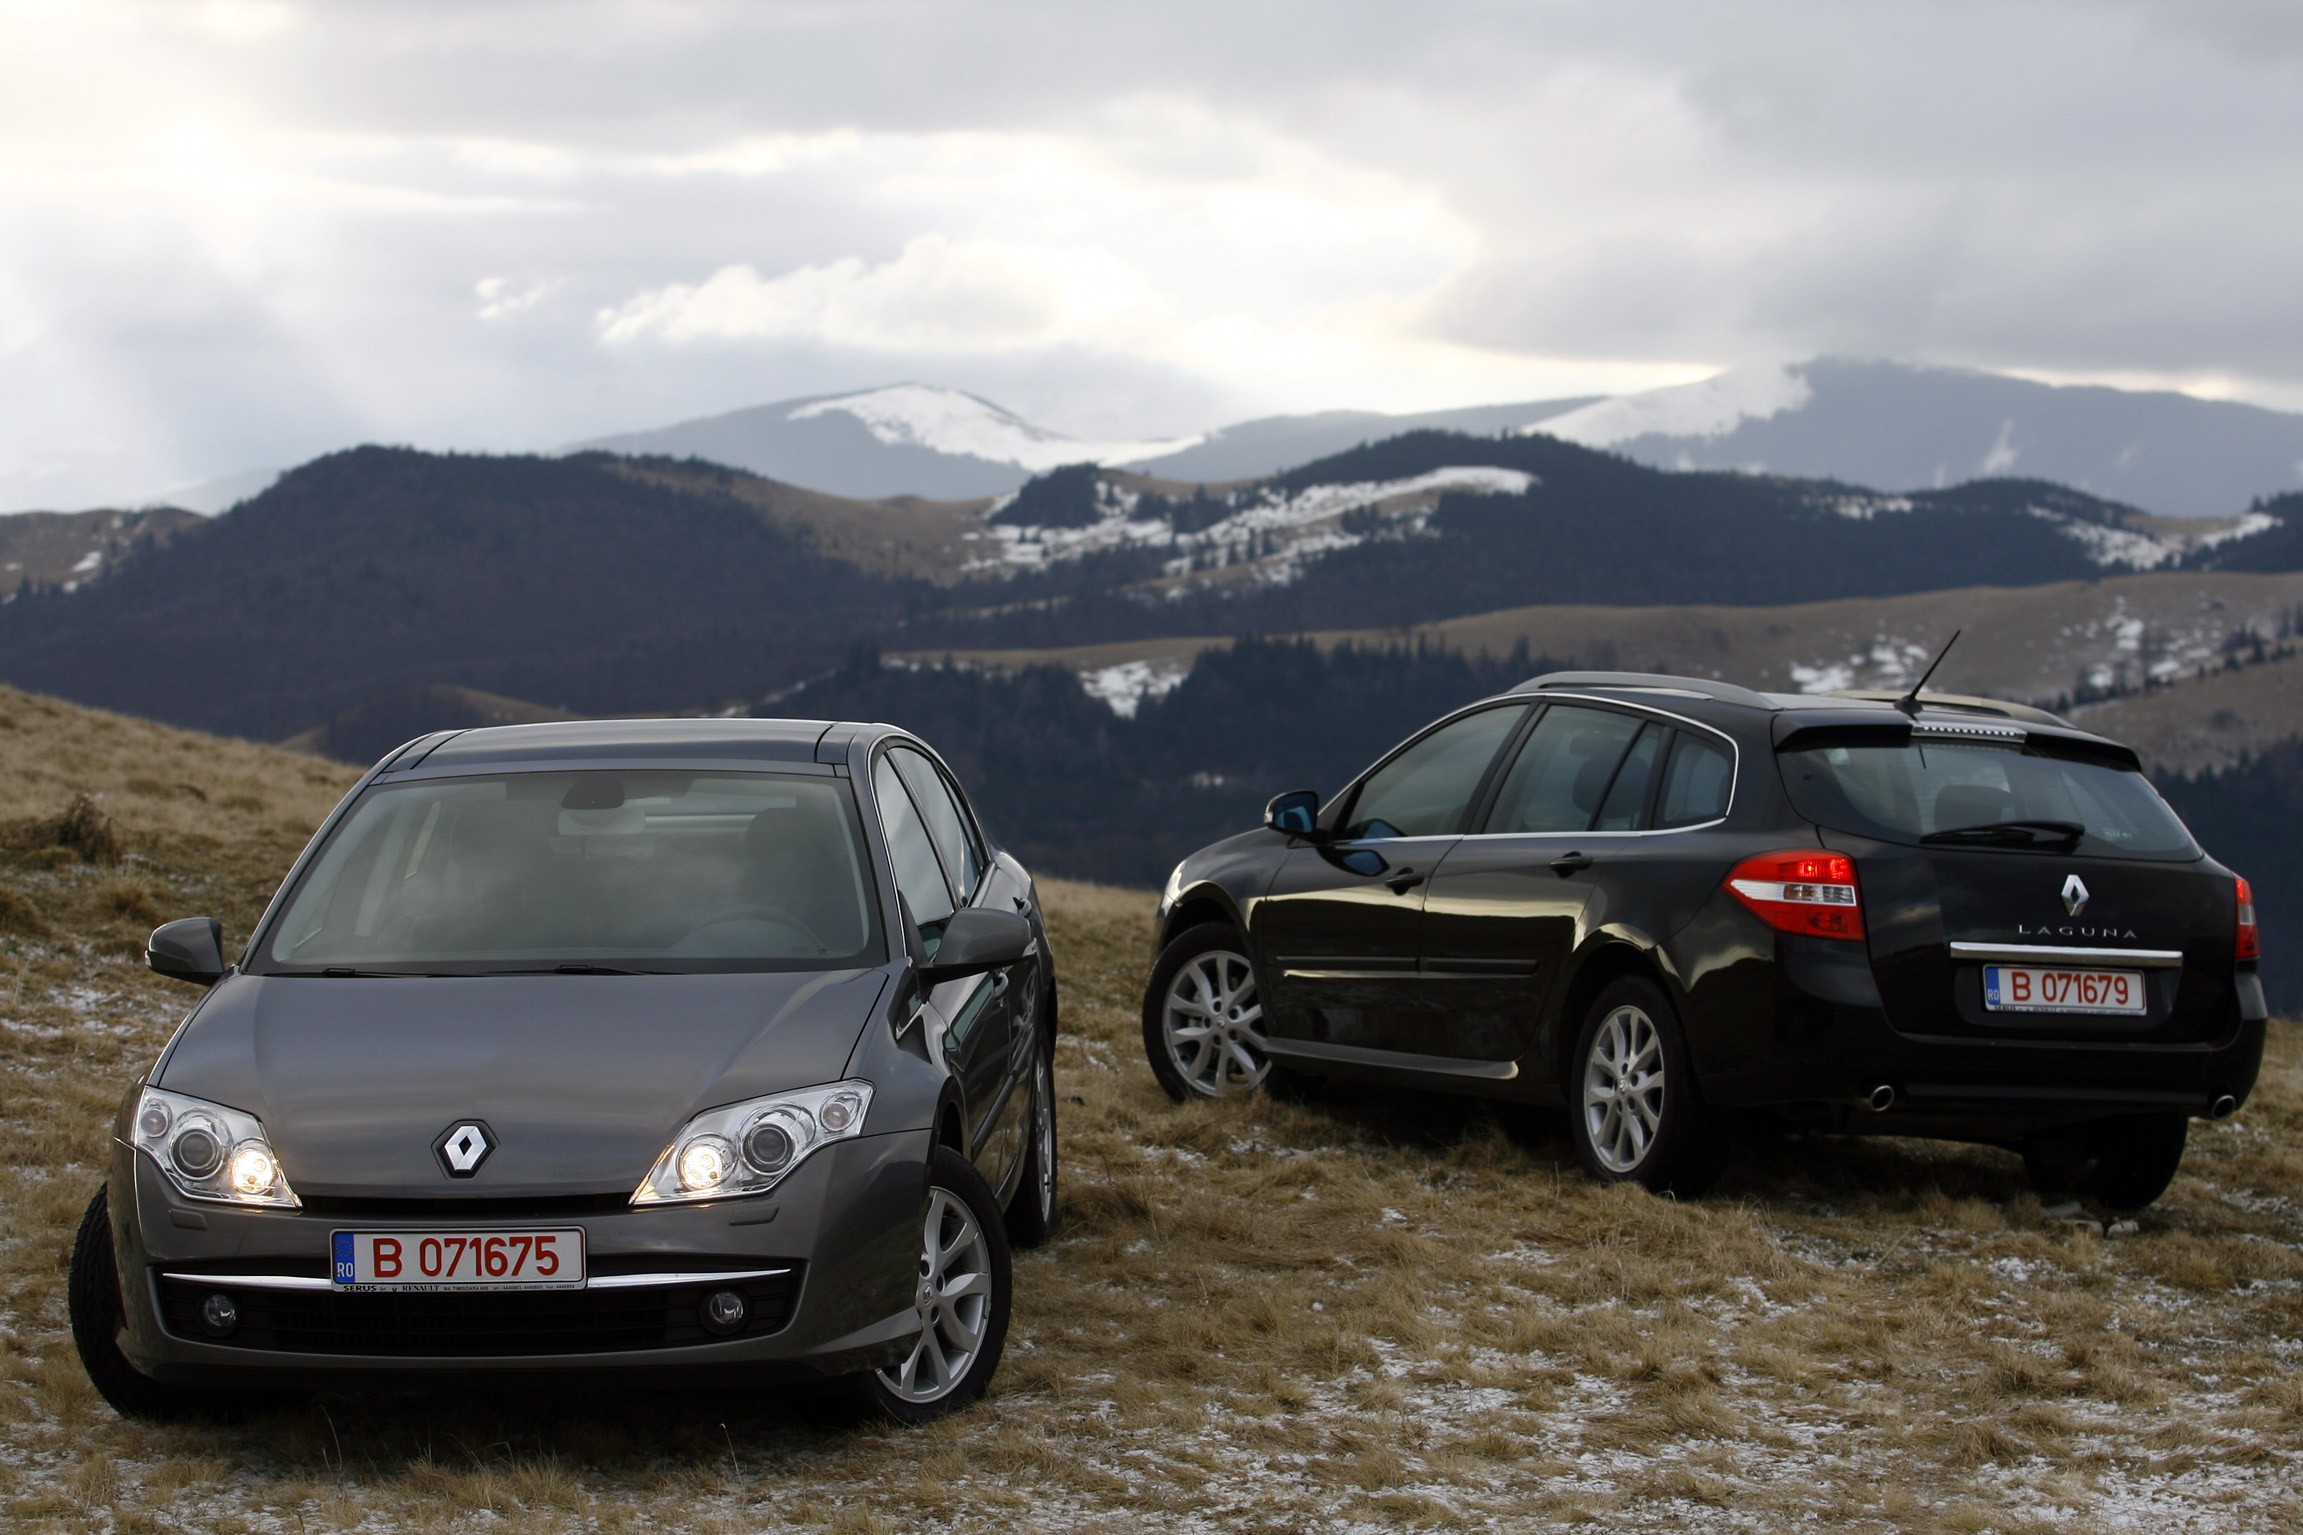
left=1921, top=818, right=2086, bottom=847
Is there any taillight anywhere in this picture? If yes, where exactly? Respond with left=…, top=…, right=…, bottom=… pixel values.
left=2236, top=876, right=2260, bottom=962
left=1726, top=850, right=1865, bottom=941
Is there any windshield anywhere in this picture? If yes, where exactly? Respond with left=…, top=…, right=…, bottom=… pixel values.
left=253, top=771, right=884, bottom=975
left=1778, top=740, right=2199, bottom=861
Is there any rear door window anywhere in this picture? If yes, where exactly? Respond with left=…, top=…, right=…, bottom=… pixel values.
left=1340, top=705, right=1527, bottom=840
left=1656, top=732, right=1735, bottom=828
left=1483, top=706, right=1644, bottom=834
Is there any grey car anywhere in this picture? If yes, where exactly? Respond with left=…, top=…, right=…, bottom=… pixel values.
left=69, top=719, right=1060, bottom=1422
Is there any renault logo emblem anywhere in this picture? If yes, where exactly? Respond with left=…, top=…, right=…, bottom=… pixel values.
left=433, top=1121, right=495, bottom=1178
left=2061, top=874, right=2090, bottom=918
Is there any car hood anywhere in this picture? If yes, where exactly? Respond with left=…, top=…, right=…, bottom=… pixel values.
left=156, top=967, right=891, bottom=1198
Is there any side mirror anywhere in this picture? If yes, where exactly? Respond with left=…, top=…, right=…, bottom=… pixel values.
left=1264, top=789, right=1323, bottom=839
left=147, top=917, right=227, bottom=987
left=917, top=907, right=1033, bottom=987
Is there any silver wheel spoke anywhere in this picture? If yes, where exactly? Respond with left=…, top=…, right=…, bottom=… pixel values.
left=1583, top=1005, right=1667, bottom=1174
left=1163, top=948, right=1269, bottom=1097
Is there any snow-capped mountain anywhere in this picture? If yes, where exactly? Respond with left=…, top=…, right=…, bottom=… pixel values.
left=1519, top=358, right=2303, bottom=519
left=570, top=384, right=1203, bottom=500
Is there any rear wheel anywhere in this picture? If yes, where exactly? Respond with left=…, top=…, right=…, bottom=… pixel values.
left=68, top=1186, right=302, bottom=1422
left=1143, top=925, right=1272, bottom=1100
left=2024, top=1114, right=2188, bottom=1210
left=1567, top=977, right=1719, bottom=1194
left=1002, top=1036, right=1059, bottom=1248
left=833, top=1146, right=1012, bottom=1425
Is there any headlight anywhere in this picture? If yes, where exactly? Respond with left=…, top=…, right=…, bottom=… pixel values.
left=1160, top=861, right=1186, bottom=916
left=132, top=1087, right=300, bottom=1209
left=631, top=1080, right=874, bottom=1206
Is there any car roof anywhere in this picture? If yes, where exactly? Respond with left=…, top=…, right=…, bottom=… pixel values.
left=382, top=717, right=856, bottom=773
left=1505, top=670, right=2136, bottom=760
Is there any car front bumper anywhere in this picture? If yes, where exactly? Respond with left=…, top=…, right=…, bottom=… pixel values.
left=109, top=1128, right=930, bottom=1390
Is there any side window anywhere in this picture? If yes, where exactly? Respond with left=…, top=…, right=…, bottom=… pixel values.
left=1341, top=706, right=1526, bottom=841
left=1594, top=723, right=1664, bottom=831
left=890, top=747, right=985, bottom=900
left=1656, top=733, right=1735, bottom=827
left=873, top=756, right=957, bottom=942
left=1484, top=706, right=1644, bottom=834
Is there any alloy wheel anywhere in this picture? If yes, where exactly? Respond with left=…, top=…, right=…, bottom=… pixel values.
left=1582, top=1003, right=1666, bottom=1174
left=878, top=1187, right=995, bottom=1403
left=1160, top=948, right=1270, bottom=1096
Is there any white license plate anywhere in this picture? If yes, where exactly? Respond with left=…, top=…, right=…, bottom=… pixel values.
left=1982, top=965, right=2147, bottom=1016
left=331, top=1229, right=586, bottom=1291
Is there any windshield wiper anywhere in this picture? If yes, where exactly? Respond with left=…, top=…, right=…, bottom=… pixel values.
left=468, top=963, right=667, bottom=976
left=313, top=966, right=445, bottom=978
left=1921, top=818, right=2086, bottom=847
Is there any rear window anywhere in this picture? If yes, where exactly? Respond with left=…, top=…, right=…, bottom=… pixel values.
left=253, top=770, right=885, bottom=975
left=1778, top=740, right=2198, bottom=861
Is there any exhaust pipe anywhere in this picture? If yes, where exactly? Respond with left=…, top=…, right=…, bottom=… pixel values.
left=1865, top=1084, right=1896, bottom=1114
left=2209, top=1094, right=2237, bottom=1120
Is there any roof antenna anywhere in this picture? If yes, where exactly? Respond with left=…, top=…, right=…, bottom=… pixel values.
left=1896, top=630, right=1960, bottom=717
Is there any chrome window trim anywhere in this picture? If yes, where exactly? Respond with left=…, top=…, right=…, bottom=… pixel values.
left=1947, top=942, right=2185, bottom=970
left=1461, top=692, right=1742, bottom=839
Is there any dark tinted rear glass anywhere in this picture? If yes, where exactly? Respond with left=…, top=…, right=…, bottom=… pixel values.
left=1778, top=740, right=2198, bottom=861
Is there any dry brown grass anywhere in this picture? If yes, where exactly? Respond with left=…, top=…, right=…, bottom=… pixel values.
left=0, top=690, right=2297, bottom=1531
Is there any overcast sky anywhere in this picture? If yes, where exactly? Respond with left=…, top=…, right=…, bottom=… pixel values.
left=2, top=0, right=2298, bottom=507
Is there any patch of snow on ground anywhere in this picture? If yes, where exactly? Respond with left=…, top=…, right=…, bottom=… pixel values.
left=1787, top=640, right=1932, bottom=694
left=1080, top=658, right=1190, bottom=718
left=787, top=384, right=1200, bottom=470
left=1522, top=363, right=1812, bottom=447
left=2192, top=510, right=2280, bottom=551
left=2034, top=506, right=2183, bottom=570
left=1815, top=493, right=1916, bottom=520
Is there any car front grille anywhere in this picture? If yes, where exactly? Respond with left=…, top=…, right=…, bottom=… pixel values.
left=156, top=1268, right=802, bottom=1357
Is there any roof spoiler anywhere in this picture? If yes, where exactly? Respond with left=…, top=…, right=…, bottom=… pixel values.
left=1827, top=690, right=2075, bottom=729
left=1516, top=671, right=1774, bottom=709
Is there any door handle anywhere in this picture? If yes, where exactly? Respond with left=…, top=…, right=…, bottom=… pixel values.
left=1384, top=869, right=1425, bottom=895
left=1550, top=852, right=1593, bottom=876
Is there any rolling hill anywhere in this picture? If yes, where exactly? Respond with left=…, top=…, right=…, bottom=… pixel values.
left=1523, top=358, right=2303, bottom=519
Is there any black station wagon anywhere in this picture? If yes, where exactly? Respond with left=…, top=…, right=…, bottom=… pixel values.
left=1142, top=672, right=2264, bottom=1206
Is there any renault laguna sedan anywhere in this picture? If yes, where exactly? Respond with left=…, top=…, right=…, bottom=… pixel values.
left=70, top=719, right=1059, bottom=1422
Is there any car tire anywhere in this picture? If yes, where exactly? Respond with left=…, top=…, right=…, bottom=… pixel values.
left=1143, top=923, right=1273, bottom=1101
left=2027, top=1114, right=2188, bottom=1210
left=68, top=1186, right=303, bottom=1423
left=834, top=1145, right=1012, bottom=1425
left=1003, top=1032, right=1059, bottom=1249
left=1566, top=977, right=1719, bottom=1195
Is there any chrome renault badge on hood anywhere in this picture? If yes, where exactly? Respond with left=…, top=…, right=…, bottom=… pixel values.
left=434, top=1121, right=495, bottom=1178
left=2061, top=874, right=2090, bottom=918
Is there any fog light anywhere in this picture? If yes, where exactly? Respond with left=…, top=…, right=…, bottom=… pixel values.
left=701, top=1288, right=748, bottom=1336
left=200, top=1292, right=239, bottom=1336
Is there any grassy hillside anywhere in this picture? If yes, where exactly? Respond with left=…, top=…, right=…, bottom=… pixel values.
left=0, top=691, right=2297, bottom=1531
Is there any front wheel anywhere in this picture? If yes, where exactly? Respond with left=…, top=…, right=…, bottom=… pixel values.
left=837, top=1146, right=1012, bottom=1424
left=68, top=1186, right=303, bottom=1422
left=1567, top=977, right=1719, bottom=1195
left=1143, top=924, right=1272, bottom=1100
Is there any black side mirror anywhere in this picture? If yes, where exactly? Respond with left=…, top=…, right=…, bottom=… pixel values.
left=1264, top=789, right=1323, bottom=839
left=917, top=907, right=1033, bottom=986
left=147, top=917, right=227, bottom=987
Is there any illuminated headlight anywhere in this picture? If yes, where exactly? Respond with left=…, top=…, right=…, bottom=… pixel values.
left=631, top=1081, right=873, bottom=1206
left=1159, top=861, right=1186, bottom=917
left=132, top=1087, right=300, bottom=1209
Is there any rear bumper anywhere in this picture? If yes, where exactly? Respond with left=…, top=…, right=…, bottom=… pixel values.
left=1696, top=940, right=2267, bottom=1137
left=109, top=1129, right=930, bottom=1390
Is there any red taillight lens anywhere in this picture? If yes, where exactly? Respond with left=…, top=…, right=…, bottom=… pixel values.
left=2236, top=875, right=2260, bottom=961
left=1726, top=850, right=1865, bottom=941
